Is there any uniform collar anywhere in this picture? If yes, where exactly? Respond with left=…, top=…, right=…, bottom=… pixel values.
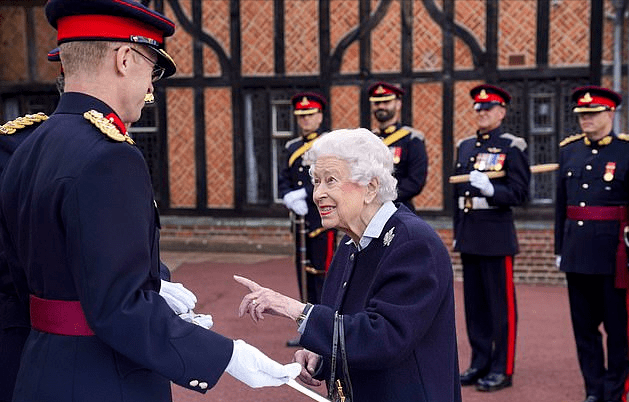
left=376, top=122, right=401, bottom=137
left=583, top=132, right=614, bottom=148
left=54, top=92, right=127, bottom=136
left=476, top=126, right=502, bottom=141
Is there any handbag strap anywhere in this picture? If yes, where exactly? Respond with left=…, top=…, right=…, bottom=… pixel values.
left=338, top=313, right=353, bottom=399
left=327, top=312, right=340, bottom=398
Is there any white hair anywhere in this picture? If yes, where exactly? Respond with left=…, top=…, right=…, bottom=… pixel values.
left=304, top=128, right=398, bottom=202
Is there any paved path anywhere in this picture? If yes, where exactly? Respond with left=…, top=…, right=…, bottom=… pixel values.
left=161, top=251, right=585, bottom=402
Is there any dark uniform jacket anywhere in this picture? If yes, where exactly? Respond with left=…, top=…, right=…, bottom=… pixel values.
left=278, top=131, right=325, bottom=235
left=555, top=132, right=629, bottom=275
left=0, top=92, right=233, bottom=402
left=453, top=127, right=530, bottom=256
left=301, top=205, right=461, bottom=402
left=374, top=123, right=428, bottom=210
left=0, top=114, right=48, bottom=402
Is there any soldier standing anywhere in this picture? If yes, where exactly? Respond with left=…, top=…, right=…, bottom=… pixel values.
left=453, top=84, right=530, bottom=392
left=278, top=92, right=337, bottom=331
left=0, top=1, right=300, bottom=401
left=368, top=81, right=428, bottom=211
left=555, top=85, right=629, bottom=402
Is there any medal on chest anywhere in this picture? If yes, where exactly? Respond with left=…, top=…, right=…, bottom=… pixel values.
left=474, top=152, right=506, bottom=171
left=390, top=146, right=402, bottom=164
left=604, top=162, right=616, bottom=182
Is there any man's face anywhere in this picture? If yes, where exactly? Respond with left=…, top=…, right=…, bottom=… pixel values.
left=371, top=99, right=400, bottom=123
left=119, top=45, right=156, bottom=123
left=297, top=111, right=323, bottom=135
left=476, top=104, right=506, bottom=133
left=577, top=110, right=613, bottom=140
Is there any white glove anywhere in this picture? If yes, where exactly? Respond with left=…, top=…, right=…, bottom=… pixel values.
left=283, top=188, right=308, bottom=216
left=469, top=170, right=495, bottom=197
left=555, top=255, right=561, bottom=269
left=226, top=339, right=302, bottom=388
left=159, top=280, right=197, bottom=314
left=179, top=311, right=214, bottom=329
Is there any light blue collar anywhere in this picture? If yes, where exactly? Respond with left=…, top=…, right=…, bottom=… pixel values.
left=346, top=201, right=397, bottom=251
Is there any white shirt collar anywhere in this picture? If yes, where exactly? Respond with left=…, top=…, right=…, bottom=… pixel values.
left=345, top=201, right=397, bottom=251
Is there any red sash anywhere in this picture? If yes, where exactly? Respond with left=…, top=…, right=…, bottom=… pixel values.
left=30, top=295, right=95, bottom=336
left=566, top=205, right=629, bottom=288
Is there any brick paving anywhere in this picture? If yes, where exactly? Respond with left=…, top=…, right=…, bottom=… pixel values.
left=162, top=251, right=585, bottom=402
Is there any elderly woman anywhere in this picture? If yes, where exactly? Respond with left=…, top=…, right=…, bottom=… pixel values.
left=235, top=128, right=461, bottom=402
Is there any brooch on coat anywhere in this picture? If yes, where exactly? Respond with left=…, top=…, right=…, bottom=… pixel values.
left=383, top=227, right=395, bottom=247
left=83, top=110, right=135, bottom=145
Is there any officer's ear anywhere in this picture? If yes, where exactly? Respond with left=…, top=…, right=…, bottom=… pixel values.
left=113, top=45, right=132, bottom=78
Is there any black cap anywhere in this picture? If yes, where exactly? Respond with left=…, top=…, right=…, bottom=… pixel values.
left=367, top=82, right=404, bottom=102
left=291, top=92, right=327, bottom=116
left=470, top=84, right=511, bottom=110
left=571, top=85, right=622, bottom=113
left=45, top=0, right=176, bottom=79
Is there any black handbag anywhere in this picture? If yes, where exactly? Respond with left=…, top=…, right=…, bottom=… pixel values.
left=327, top=312, right=353, bottom=402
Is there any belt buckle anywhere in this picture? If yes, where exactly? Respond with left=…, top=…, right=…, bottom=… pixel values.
left=464, top=196, right=473, bottom=210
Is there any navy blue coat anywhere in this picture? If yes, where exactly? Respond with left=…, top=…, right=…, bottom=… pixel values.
left=300, top=205, right=461, bottom=402
left=0, top=115, right=48, bottom=402
left=453, top=127, right=530, bottom=256
left=0, top=92, right=233, bottom=402
left=555, top=132, right=629, bottom=275
left=374, top=123, right=428, bottom=210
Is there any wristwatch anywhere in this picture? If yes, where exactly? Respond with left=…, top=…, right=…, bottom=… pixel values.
left=296, top=303, right=313, bottom=326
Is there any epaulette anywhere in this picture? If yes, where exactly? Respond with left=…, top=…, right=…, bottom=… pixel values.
left=559, top=133, right=586, bottom=147
left=0, top=112, right=48, bottom=135
left=285, top=137, right=302, bottom=149
left=402, top=126, right=425, bottom=141
left=455, top=135, right=476, bottom=148
left=83, top=110, right=134, bottom=145
left=500, top=133, right=527, bottom=151
left=616, top=133, right=629, bottom=141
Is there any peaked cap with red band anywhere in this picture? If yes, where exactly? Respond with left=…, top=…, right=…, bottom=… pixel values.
left=45, top=0, right=177, bottom=78
left=291, top=92, right=327, bottom=116
left=571, top=85, right=622, bottom=113
left=367, top=81, right=404, bottom=102
left=470, top=84, right=511, bottom=110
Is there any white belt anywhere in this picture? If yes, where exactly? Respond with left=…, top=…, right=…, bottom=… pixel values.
left=458, top=196, right=496, bottom=210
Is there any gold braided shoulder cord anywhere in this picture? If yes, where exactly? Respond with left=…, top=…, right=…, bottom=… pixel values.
left=1, top=112, right=48, bottom=135
left=83, top=110, right=135, bottom=145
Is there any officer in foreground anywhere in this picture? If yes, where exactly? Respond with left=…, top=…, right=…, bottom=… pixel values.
left=279, top=92, right=336, bottom=312
left=555, top=86, right=629, bottom=402
left=0, top=1, right=299, bottom=401
left=368, top=81, right=428, bottom=211
left=453, top=84, right=530, bottom=392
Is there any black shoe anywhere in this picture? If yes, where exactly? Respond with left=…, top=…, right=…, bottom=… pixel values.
left=286, top=337, right=300, bottom=347
left=459, top=367, right=487, bottom=386
left=582, top=397, right=600, bottom=402
left=476, top=373, right=512, bottom=392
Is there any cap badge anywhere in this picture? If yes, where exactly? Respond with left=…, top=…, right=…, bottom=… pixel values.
left=580, top=92, right=593, bottom=104
left=300, top=97, right=309, bottom=106
left=604, top=162, right=616, bottom=182
left=478, top=90, right=489, bottom=100
left=375, top=85, right=386, bottom=94
left=383, top=227, right=395, bottom=247
left=83, top=110, right=135, bottom=145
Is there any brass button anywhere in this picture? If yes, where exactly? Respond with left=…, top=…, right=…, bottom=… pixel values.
left=189, top=380, right=199, bottom=387
left=585, top=165, right=592, bottom=170
left=199, top=382, right=208, bottom=390
left=577, top=221, right=584, bottom=226
left=567, top=171, right=573, bottom=177
left=592, top=149, right=598, bottom=154
left=297, top=181, right=303, bottom=186
left=579, top=202, right=586, bottom=207
left=582, top=183, right=589, bottom=189
left=465, top=191, right=470, bottom=196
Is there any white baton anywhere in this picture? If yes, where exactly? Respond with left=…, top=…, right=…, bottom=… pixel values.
left=286, top=379, right=331, bottom=402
